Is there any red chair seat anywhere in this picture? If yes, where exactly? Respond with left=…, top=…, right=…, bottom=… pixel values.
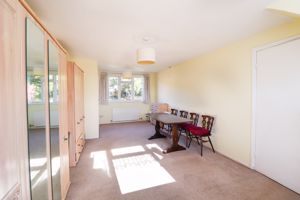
left=179, top=123, right=192, bottom=130
left=186, top=115, right=215, bottom=156
left=185, top=124, right=197, bottom=131
left=188, top=126, right=210, bottom=136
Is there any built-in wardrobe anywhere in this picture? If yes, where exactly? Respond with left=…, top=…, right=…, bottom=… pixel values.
left=0, top=0, right=73, bottom=199
left=67, top=62, right=86, bottom=167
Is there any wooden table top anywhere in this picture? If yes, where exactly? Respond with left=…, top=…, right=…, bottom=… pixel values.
left=150, top=113, right=192, bottom=124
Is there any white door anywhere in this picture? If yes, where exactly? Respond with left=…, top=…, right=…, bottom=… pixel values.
left=254, top=37, right=300, bottom=194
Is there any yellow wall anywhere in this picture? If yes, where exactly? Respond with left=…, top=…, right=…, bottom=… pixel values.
left=69, top=57, right=99, bottom=139
left=157, top=19, right=300, bottom=167
left=99, top=72, right=157, bottom=124
left=149, top=73, right=157, bottom=103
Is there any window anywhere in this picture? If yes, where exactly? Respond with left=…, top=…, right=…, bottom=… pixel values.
left=27, top=71, right=59, bottom=104
left=108, top=75, right=145, bottom=102
left=27, top=73, right=44, bottom=103
left=49, top=73, right=59, bottom=103
left=108, top=76, right=119, bottom=100
left=120, top=78, right=133, bottom=101
left=133, top=77, right=144, bottom=101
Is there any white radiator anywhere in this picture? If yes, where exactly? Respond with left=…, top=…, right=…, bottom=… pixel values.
left=50, top=111, right=59, bottom=126
left=32, top=111, right=59, bottom=127
left=33, top=111, right=45, bottom=127
left=112, top=107, right=140, bottom=122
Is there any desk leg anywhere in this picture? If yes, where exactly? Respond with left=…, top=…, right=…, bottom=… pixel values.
left=148, top=120, right=166, bottom=140
left=163, top=124, right=186, bottom=153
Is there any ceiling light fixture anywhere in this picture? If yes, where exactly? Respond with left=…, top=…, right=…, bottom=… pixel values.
left=137, top=47, right=156, bottom=65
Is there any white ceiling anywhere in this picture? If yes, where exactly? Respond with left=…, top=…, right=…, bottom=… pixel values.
left=27, top=0, right=289, bottom=72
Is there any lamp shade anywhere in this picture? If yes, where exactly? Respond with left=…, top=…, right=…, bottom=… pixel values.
left=137, top=47, right=155, bottom=64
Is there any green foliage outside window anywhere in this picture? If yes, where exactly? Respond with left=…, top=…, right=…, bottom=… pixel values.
left=27, top=72, right=59, bottom=103
left=27, top=74, right=43, bottom=103
left=108, top=75, right=144, bottom=101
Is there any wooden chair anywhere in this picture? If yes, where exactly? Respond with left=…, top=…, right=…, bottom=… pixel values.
left=150, top=103, right=169, bottom=125
left=179, top=112, right=199, bottom=146
left=179, top=110, right=188, bottom=118
left=171, top=108, right=178, bottom=115
left=177, top=110, right=188, bottom=133
left=190, top=113, right=200, bottom=126
left=163, top=108, right=178, bottom=132
left=186, top=115, right=215, bottom=156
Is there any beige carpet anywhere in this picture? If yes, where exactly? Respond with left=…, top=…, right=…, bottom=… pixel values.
left=66, top=122, right=300, bottom=200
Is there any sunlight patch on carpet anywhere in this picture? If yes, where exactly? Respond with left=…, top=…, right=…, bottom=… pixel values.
left=51, top=156, right=61, bottom=176
left=30, top=157, right=47, bottom=167
left=153, top=152, right=163, bottom=160
left=113, top=154, right=175, bottom=194
left=91, top=151, right=111, bottom=177
left=111, top=145, right=145, bottom=156
left=32, top=169, right=48, bottom=189
left=146, top=143, right=163, bottom=152
left=30, top=170, right=40, bottom=180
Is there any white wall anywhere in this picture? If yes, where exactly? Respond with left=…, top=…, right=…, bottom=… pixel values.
left=70, top=57, right=99, bottom=139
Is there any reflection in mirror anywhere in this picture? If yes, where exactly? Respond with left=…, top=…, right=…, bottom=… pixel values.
left=48, top=41, right=61, bottom=200
left=26, top=18, right=49, bottom=200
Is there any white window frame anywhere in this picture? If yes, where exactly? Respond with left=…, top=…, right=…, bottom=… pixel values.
left=27, top=71, right=45, bottom=104
left=27, top=70, right=59, bottom=104
left=48, top=72, right=59, bottom=104
left=107, top=74, right=145, bottom=103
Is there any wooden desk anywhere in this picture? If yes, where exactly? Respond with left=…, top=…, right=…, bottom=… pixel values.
left=149, top=113, right=192, bottom=154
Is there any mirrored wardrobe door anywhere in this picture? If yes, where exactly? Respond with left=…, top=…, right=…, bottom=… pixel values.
left=25, top=18, right=49, bottom=200
left=48, top=41, right=62, bottom=200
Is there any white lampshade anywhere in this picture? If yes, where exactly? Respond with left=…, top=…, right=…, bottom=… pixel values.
left=122, top=71, right=133, bottom=79
left=137, top=47, right=156, bottom=64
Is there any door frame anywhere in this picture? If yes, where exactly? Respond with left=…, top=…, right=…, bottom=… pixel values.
left=251, top=35, right=300, bottom=169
